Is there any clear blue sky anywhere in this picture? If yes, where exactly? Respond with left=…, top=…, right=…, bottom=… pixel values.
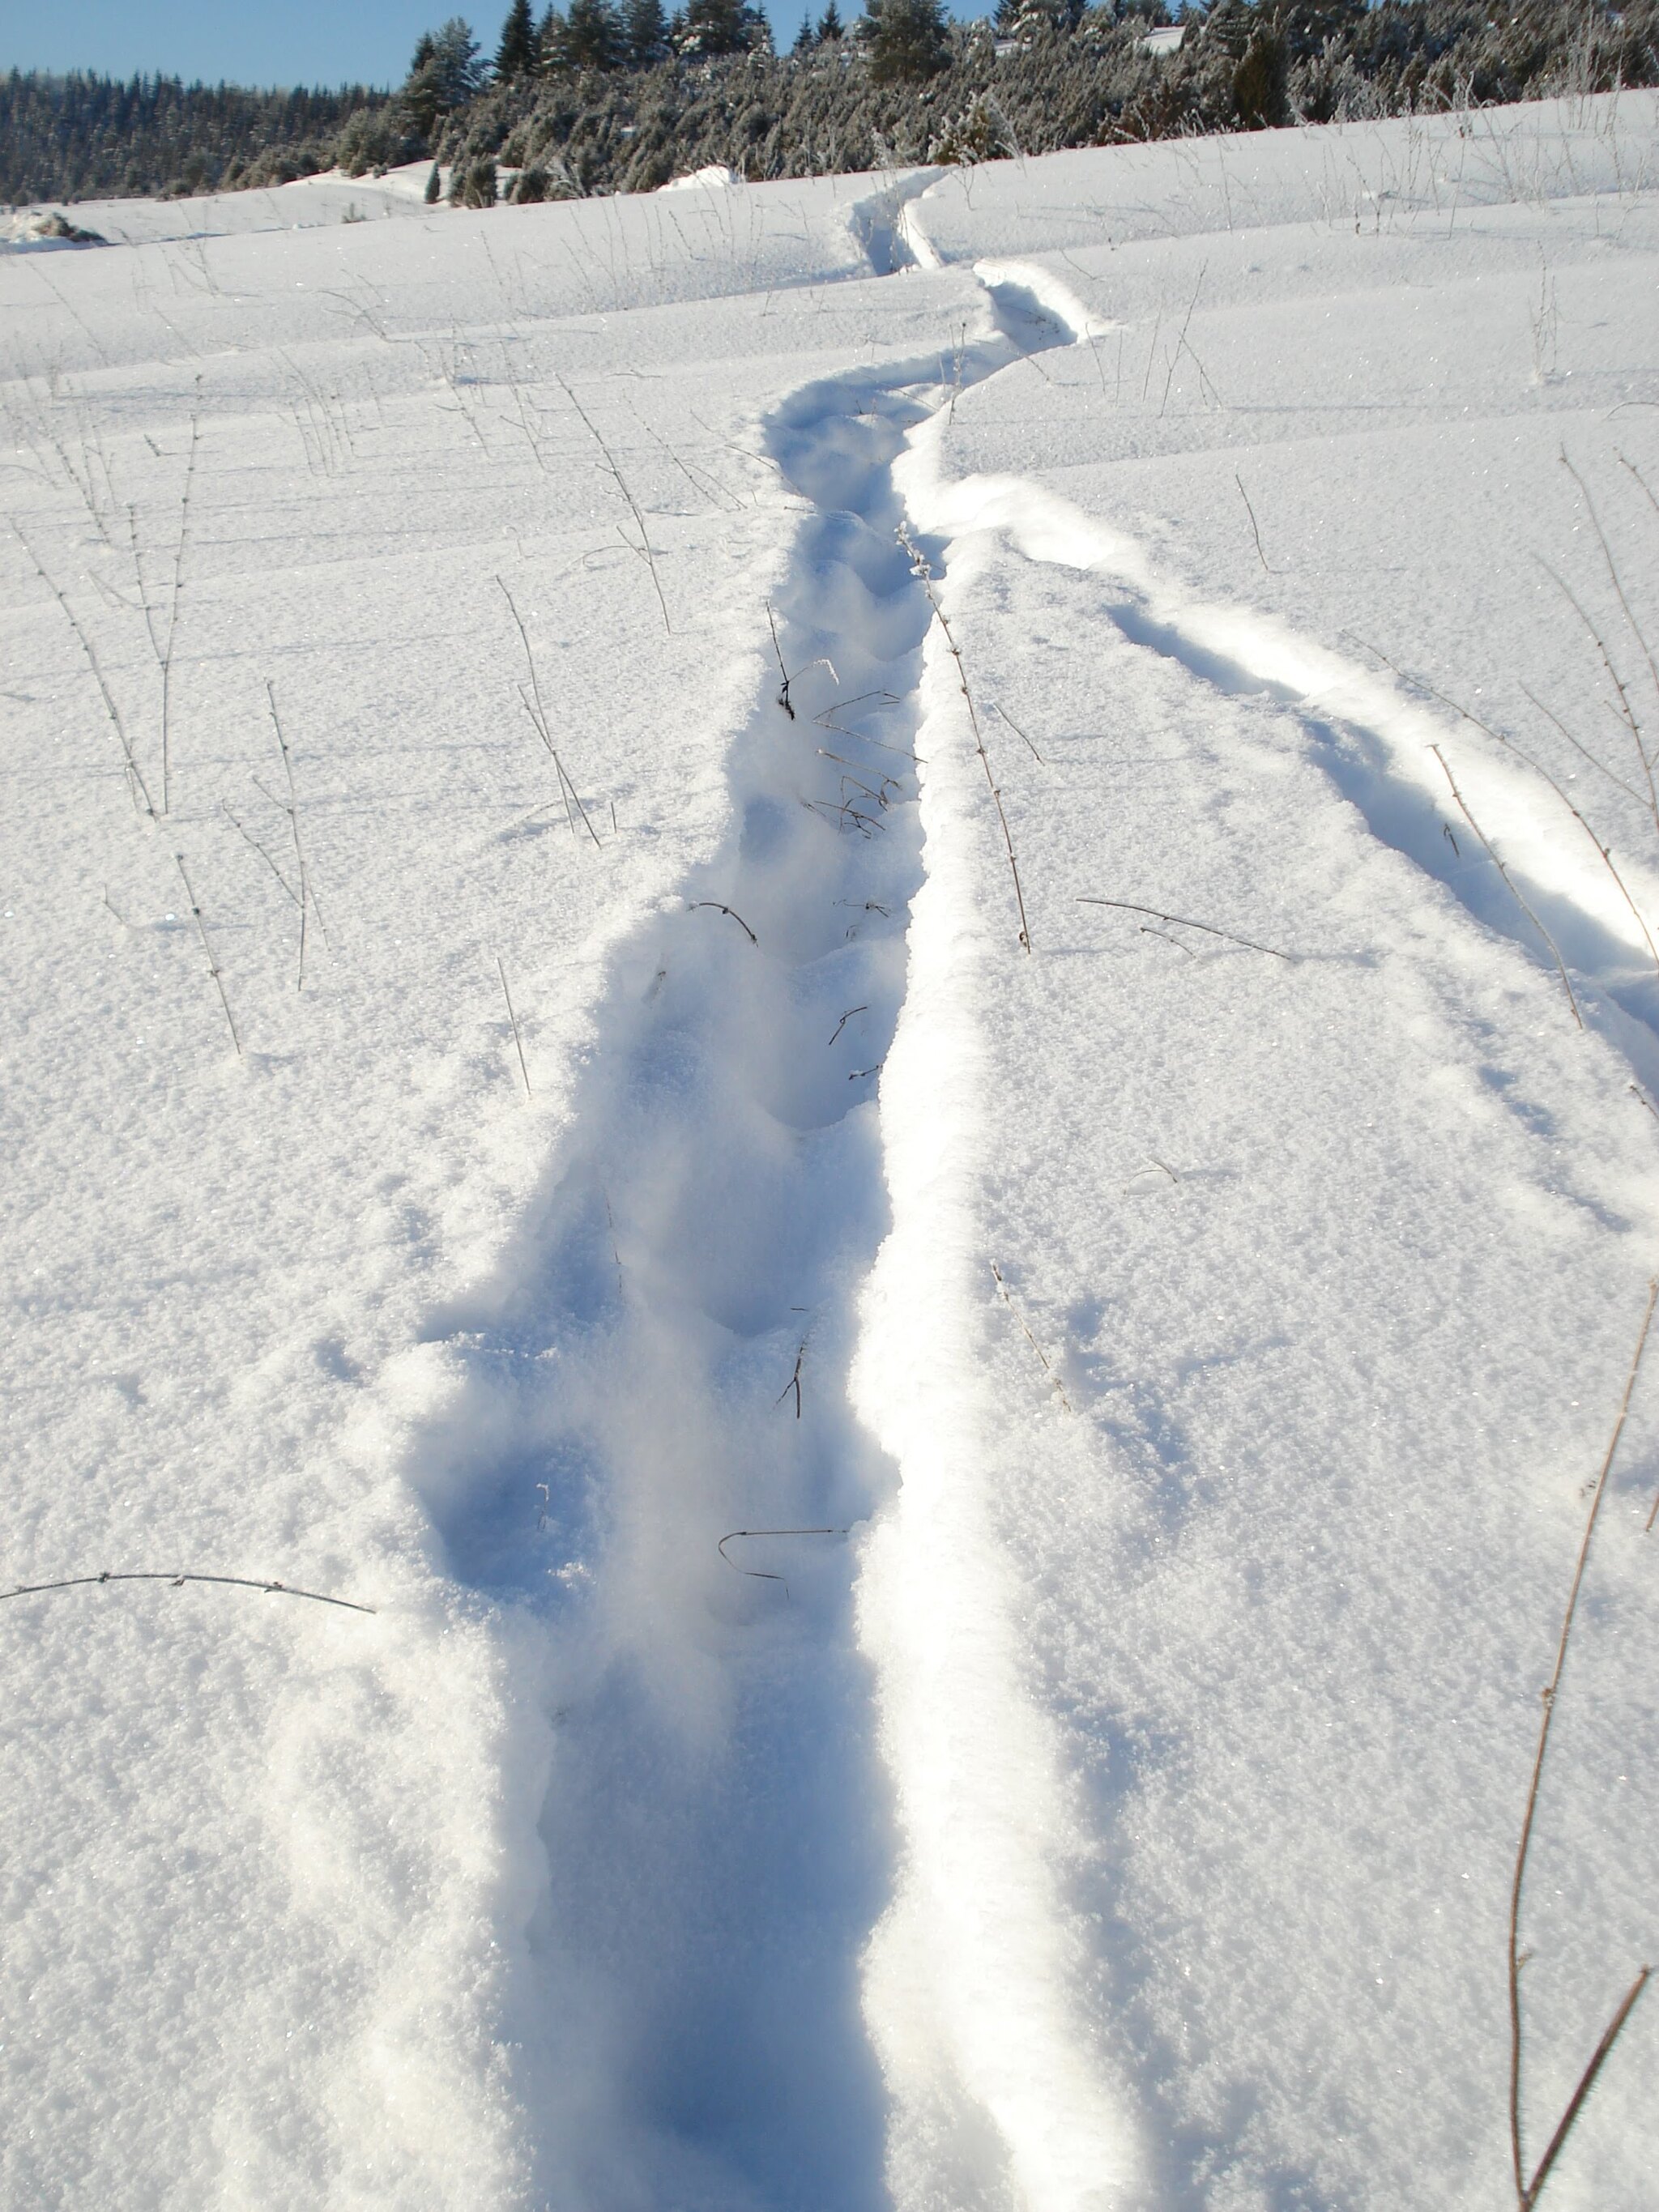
left=0, top=0, right=996, bottom=89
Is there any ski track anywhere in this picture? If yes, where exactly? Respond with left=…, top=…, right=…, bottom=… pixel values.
left=390, top=215, right=1658, bottom=2210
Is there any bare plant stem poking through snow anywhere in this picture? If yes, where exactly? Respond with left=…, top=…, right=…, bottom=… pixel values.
left=556, top=373, right=672, bottom=634
left=767, top=600, right=795, bottom=718
left=1430, top=745, right=1584, bottom=1030
left=12, top=519, right=155, bottom=820
left=992, top=700, right=1045, bottom=765
left=159, top=413, right=199, bottom=817
left=899, top=524, right=1031, bottom=953
left=1235, top=471, right=1277, bottom=574
left=716, top=1527, right=847, bottom=1600
left=776, top=1340, right=807, bottom=1419
left=1559, top=450, right=1659, bottom=713
left=1354, top=641, right=1659, bottom=987
left=1077, top=896, right=1291, bottom=960
left=496, top=957, right=531, bottom=1099
left=265, top=681, right=317, bottom=988
left=1, top=1570, right=375, bottom=1614
left=991, top=1262, right=1073, bottom=1413
left=689, top=900, right=757, bottom=944
left=1535, top=558, right=1657, bottom=837
left=1508, top=1277, right=1657, bottom=2209
left=173, top=851, right=242, bottom=1059
left=497, top=574, right=602, bottom=848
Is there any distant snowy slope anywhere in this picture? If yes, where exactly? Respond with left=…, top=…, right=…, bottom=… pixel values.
left=2, top=93, right=1657, bottom=2212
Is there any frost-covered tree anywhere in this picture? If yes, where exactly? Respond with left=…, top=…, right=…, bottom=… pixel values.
left=994, top=0, right=1084, bottom=36
left=861, top=0, right=949, bottom=81
left=496, top=0, right=539, bottom=77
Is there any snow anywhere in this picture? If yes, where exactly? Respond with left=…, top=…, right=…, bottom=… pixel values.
left=3, top=94, right=1658, bottom=2210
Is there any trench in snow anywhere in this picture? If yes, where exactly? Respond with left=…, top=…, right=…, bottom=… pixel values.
left=403, top=265, right=1077, bottom=2209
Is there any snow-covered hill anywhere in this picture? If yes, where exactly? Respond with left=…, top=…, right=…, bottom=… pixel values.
left=3, top=93, right=1657, bottom=2211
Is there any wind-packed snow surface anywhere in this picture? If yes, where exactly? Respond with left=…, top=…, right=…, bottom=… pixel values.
left=3, top=92, right=1658, bottom=2211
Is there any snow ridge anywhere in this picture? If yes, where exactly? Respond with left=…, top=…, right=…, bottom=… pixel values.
left=898, top=261, right=1659, bottom=1077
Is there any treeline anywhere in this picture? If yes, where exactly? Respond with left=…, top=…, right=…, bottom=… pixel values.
left=0, top=71, right=387, bottom=204
left=5, top=0, right=1657, bottom=210
left=427, top=0, right=1659, bottom=202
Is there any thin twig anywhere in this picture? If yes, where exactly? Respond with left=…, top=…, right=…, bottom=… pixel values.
left=993, top=701, right=1045, bottom=765
left=497, top=956, right=531, bottom=1099
left=1077, top=897, right=1290, bottom=960
left=1525, top=1969, right=1652, bottom=2207
left=775, top=1340, right=806, bottom=1420
left=689, top=900, right=757, bottom=944
left=991, top=1262, right=1073, bottom=1413
left=2, top=1569, right=373, bottom=1614
left=498, top=576, right=554, bottom=749
left=557, top=376, right=671, bottom=633
left=1536, top=557, right=1657, bottom=836
left=1383, top=663, right=1659, bottom=984
left=827, top=1004, right=868, bottom=1046
left=12, top=519, right=154, bottom=817
left=266, top=681, right=312, bottom=988
left=767, top=600, right=794, bottom=718
left=1509, top=1279, right=1657, bottom=2205
left=159, top=413, right=199, bottom=816
left=220, top=800, right=299, bottom=906
left=716, top=1526, right=845, bottom=1599
left=1235, top=471, right=1276, bottom=573
left=174, top=851, right=242, bottom=1058
left=1561, top=450, right=1659, bottom=710
left=1430, top=745, right=1583, bottom=1029
left=900, top=526, right=1031, bottom=953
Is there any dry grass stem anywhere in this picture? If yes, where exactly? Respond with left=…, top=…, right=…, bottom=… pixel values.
left=557, top=374, right=671, bottom=633
left=497, top=956, right=531, bottom=1099
left=1430, top=745, right=1583, bottom=1029
left=174, top=851, right=242, bottom=1058
left=899, top=524, right=1031, bottom=953
left=1508, top=1277, right=1657, bottom=2208
left=1077, top=895, right=1290, bottom=960
left=991, top=1262, right=1073, bottom=1413
left=689, top=900, right=757, bottom=944
left=13, top=519, right=155, bottom=818
left=2, top=1569, right=373, bottom=1614
left=159, top=413, right=199, bottom=816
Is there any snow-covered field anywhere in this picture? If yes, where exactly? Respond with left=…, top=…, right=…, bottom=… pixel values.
left=2, top=92, right=1657, bottom=2210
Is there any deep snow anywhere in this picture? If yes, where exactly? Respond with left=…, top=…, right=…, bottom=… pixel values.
left=2, top=92, right=1657, bottom=2211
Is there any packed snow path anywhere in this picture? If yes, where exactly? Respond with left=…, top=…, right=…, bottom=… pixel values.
left=399, top=267, right=1089, bottom=2206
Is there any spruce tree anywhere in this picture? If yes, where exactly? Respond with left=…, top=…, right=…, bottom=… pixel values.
left=496, top=0, right=539, bottom=77
left=862, top=0, right=949, bottom=81
left=676, top=0, right=769, bottom=57
left=565, top=0, right=624, bottom=66
left=537, top=8, right=568, bottom=67
left=817, top=0, right=842, bottom=36
left=793, top=15, right=818, bottom=53
left=624, top=0, right=672, bottom=66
